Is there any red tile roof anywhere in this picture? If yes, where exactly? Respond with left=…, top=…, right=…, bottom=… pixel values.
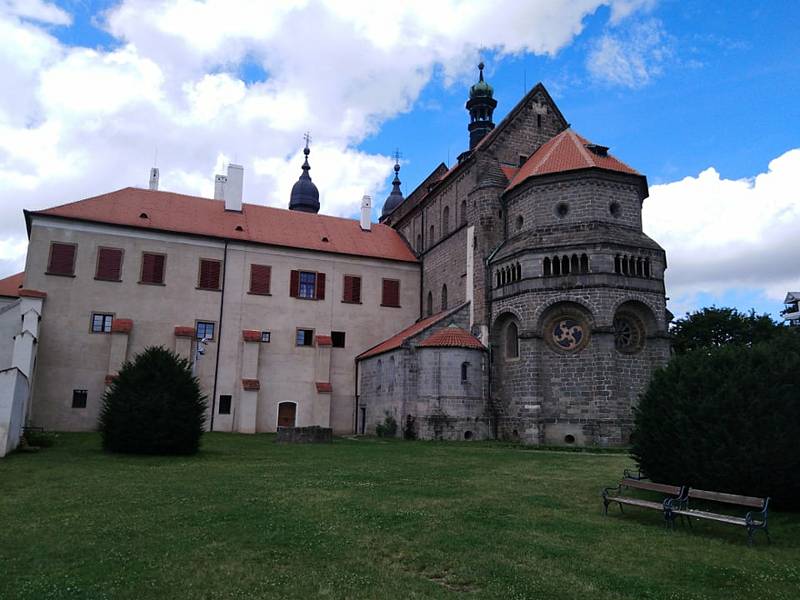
left=31, top=188, right=418, bottom=264
left=499, top=165, right=519, bottom=181
left=417, top=325, right=485, bottom=350
left=0, top=272, right=24, bottom=298
left=507, top=129, right=638, bottom=192
left=315, top=382, right=332, bottom=393
left=357, top=304, right=466, bottom=360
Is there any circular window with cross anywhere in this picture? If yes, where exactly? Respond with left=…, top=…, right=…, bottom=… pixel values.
left=545, top=315, right=590, bottom=353
left=613, top=313, right=646, bottom=354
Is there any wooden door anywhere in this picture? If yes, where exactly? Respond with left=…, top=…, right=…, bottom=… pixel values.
left=277, top=402, right=296, bottom=428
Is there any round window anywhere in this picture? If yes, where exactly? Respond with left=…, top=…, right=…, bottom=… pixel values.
left=546, top=316, right=589, bottom=352
left=614, top=313, right=645, bottom=354
left=556, top=202, right=569, bottom=218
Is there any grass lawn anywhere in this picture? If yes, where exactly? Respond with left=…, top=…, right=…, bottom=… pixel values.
left=1, top=434, right=798, bottom=599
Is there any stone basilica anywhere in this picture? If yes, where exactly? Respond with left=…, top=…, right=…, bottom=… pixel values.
left=0, top=65, right=669, bottom=455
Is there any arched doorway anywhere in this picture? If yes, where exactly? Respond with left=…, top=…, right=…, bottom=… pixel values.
left=277, top=402, right=297, bottom=428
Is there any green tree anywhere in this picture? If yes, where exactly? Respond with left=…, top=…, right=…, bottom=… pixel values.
left=670, top=306, right=783, bottom=354
left=99, top=346, right=207, bottom=455
left=631, top=333, right=800, bottom=509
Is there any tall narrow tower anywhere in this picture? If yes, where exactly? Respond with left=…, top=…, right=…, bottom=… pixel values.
left=289, top=133, right=320, bottom=213
left=466, top=63, right=497, bottom=149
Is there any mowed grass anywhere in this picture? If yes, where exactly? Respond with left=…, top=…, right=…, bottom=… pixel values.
left=1, top=434, right=799, bottom=600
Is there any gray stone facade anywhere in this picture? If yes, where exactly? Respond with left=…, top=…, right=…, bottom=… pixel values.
left=368, top=76, right=671, bottom=446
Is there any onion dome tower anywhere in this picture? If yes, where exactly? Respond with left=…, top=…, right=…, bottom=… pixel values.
left=381, top=151, right=404, bottom=218
left=289, top=133, right=320, bottom=213
left=466, top=62, right=497, bottom=149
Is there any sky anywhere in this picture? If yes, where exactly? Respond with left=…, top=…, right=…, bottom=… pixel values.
left=0, top=0, right=798, bottom=320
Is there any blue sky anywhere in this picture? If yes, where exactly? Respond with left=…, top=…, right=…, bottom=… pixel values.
left=1, top=0, right=798, bottom=320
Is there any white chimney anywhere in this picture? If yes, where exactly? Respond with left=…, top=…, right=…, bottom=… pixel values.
left=360, top=195, right=372, bottom=231
left=149, top=167, right=159, bottom=191
left=224, top=164, right=243, bottom=212
left=214, top=174, right=227, bottom=200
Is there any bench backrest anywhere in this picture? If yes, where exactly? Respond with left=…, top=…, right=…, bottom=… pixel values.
left=687, top=488, right=765, bottom=508
left=621, top=478, right=681, bottom=496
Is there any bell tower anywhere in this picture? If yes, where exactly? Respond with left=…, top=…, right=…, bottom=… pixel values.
left=466, top=63, right=497, bottom=149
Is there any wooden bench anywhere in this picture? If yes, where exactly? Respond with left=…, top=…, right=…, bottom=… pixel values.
left=602, top=478, right=684, bottom=525
left=666, top=488, right=770, bottom=545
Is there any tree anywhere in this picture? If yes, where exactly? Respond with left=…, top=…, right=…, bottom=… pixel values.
left=670, top=306, right=783, bottom=355
left=631, top=333, right=800, bottom=509
left=99, top=346, right=207, bottom=455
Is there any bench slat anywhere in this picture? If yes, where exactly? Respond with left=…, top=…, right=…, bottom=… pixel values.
left=607, top=496, right=664, bottom=510
left=671, top=509, right=764, bottom=527
left=688, top=489, right=765, bottom=508
left=621, top=479, right=682, bottom=496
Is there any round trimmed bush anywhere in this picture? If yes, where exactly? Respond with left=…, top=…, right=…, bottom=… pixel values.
left=631, top=330, right=800, bottom=509
left=99, top=346, right=207, bottom=455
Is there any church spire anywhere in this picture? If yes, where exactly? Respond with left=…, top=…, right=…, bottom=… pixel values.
left=381, top=150, right=405, bottom=218
left=289, top=133, right=320, bottom=213
left=466, top=62, right=497, bottom=150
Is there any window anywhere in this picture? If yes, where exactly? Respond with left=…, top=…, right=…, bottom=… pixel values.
left=249, top=264, right=271, bottom=295
left=342, top=275, right=361, bottom=303
left=218, top=395, right=232, bottom=415
left=506, top=322, right=519, bottom=359
left=47, top=242, right=77, bottom=276
left=95, top=247, right=123, bottom=281
left=296, top=328, right=314, bottom=346
left=441, top=284, right=448, bottom=311
left=429, top=224, right=435, bottom=246
left=140, top=252, right=166, bottom=284
left=461, top=362, right=469, bottom=382
left=198, top=258, right=221, bottom=290
left=196, top=321, right=215, bottom=340
left=290, top=270, right=325, bottom=300
left=331, top=331, right=346, bottom=348
left=443, top=206, right=450, bottom=236
left=381, top=279, right=400, bottom=307
left=91, top=313, right=113, bottom=333
left=461, top=200, right=467, bottom=225
left=72, top=389, right=87, bottom=409
left=426, top=291, right=433, bottom=316
left=261, top=331, right=271, bottom=343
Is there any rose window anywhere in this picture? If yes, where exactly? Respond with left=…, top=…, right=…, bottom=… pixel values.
left=614, top=314, right=645, bottom=353
left=551, top=318, right=585, bottom=351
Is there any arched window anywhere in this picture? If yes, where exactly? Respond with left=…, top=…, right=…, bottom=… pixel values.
left=571, top=254, right=579, bottom=273
left=561, top=256, right=570, bottom=275
left=580, top=253, right=589, bottom=273
left=429, top=224, right=435, bottom=247
left=543, top=257, right=551, bottom=276
left=516, top=263, right=522, bottom=281
left=416, top=234, right=422, bottom=252
left=443, top=206, right=450, bottom=236
left=506, top=322, right=519, bottom=359
left=637, top=257, right=643, bottom=277
left=426, top=291, right=433, bottom=316
left=496, top=271, right=502, bottom=288
left=441, top=284, right=448, bottom=310
left=622, top=256, right=629, bottom=275
left=552, top=256, right=561, bottom=276
left=461, top=200, right=467, bottom=225
left=376, top=359, right=382, bottom=391
left=614, top=254, right=621, bottom=274
left=644, top=258, right=651, bottom=278
left=461, top=361, right=469, bottom=382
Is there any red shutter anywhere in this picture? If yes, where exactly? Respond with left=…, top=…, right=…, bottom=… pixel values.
left=290, top=270, right=299, bottom=297
left=48, top=243, right=76, bottom=275
left=382, top=279, right=399, bottom=307
left=141, top=253, right=165, bottom=284
left=96, top=248, right=123, bottom=281
left=343, top=275, right=353, bottom=302
left=352, top=276, right=361, bottom=303
left=250, top=264, right=271, bottom=294
left=199, top=259, right=221, bottom=289
left=315, top=272, right=326, bottom=300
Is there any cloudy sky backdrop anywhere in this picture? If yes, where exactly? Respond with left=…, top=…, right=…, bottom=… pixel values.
left=0, top=0, right=798, bottom=319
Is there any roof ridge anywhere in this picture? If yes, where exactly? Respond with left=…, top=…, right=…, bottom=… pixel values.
left=570, top=129, right=596, bottom=167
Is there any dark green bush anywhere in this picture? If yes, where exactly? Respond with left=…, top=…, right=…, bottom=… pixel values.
left=631, top=330, right=800, bottom=509
left=375, top=414, right=398, bottom=438
left=403, top=414, right=417, bottom=440
left=99, top=346, right=207, bottom=455
left=22, top=429, right=57, bottom=448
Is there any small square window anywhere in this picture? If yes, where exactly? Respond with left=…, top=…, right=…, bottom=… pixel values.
left=196, top=321, right=215, bottom=340
left=72, top=389, right=87, bottom=409
left=218, top=395, right=232, bottom=415
left=296, top=328, right=313, bottom=346
left=331, top=331, right=346, bottom=348
left=91, top=313, right=114, bottom=333
left=261, top=331, right=271, bottom=343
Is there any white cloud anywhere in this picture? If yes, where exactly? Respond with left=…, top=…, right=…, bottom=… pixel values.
left=643, top=149, right=800, bottom=313
left=0, top=0, right=653, bottom=276
left=0, top=0, right=71, bottom=25
left=587, top=18, right=670, bottom=87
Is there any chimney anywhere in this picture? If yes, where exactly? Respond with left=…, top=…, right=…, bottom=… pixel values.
left=224, top=164, right=243, bottom=212
left=360, top=195, right=372, bottom=231
left=214, top=174, right=227, bottom=200
left=149, top=167, right=159, bottom=191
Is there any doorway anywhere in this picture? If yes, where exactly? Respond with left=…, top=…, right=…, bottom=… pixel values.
left=277, top=402, right=296, bottom=428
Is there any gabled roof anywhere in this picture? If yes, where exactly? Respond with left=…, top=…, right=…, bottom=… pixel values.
left=357, top=303, right=466, bottom=360
left=417, top=325, right=485, bottom=350
left=0, top=272, right=24, bottom=298
left=506, top=129, right=638, bottom=192
left=28, top=188, right=418, bottom=264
